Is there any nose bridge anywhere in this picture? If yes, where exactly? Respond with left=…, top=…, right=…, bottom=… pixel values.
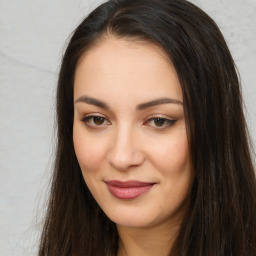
left=107, top=122, right=144, bottom=170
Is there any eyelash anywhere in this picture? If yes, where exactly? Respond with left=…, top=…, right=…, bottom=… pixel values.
left=81, top=115, right=177, bottom=129
left=145, top=117, right=177, bottom=128
left=81, top=116, right=111, bottom=127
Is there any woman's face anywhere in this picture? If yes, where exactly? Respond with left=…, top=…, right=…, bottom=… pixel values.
left=73, top=37, right=193, bottom=229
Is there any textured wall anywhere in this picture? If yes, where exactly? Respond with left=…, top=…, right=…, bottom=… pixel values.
left=0, top=0, right=255, bottom=255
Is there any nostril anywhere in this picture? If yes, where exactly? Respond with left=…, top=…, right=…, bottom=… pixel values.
left=107, top=148, right=145, bottom=171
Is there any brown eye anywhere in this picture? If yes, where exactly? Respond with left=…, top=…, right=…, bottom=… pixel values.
left=145, top=117, right=177, bottom=129
left=81, top=116, right=111, bottom=127
left=153, top=118, right=166, bottom=127
left=93, top=116, right=105, bottom=125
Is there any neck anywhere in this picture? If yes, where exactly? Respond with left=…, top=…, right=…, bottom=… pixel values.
left=117, top=220, right=181, bottom=256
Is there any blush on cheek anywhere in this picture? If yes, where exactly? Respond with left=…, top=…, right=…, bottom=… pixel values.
left=75, top=147, right=99, bottom=169
left=73, top=136, right=107, bottom=175
left=151, top=141, right=189, bottom=175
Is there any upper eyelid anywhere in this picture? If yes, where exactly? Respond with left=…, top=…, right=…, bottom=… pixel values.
left=145, top=117, right=176, bottom=125
left=81, top=113, right=108, bottom=120
left=81, top=114, right=174, bottom=120
left=144, top=114, right=176, bottom=121
left=82, top=115, right=110, bottom=122
left=81, top=116, right=111, bottom=127
left=81, top=115, right=176, bottom=129
left=81, top=113, right=175, bottom=121
left=146, top=117, right=174, bottom=121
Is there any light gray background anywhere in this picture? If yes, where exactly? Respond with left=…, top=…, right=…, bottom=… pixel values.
left=0, top=0, right=255, bottom=255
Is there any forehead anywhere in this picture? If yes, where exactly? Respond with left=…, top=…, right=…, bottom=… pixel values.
left=74, top=36, right=182, bottom=103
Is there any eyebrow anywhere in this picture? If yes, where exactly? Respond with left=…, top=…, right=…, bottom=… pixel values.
left=75, top=96, right=110, bottom=109
left=75, top=96, right=183, bottom=110
left=136, top=98, right=183, bottom=110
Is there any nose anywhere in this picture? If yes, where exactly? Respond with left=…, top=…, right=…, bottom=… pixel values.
left=107, top=125, right=145, bottom=171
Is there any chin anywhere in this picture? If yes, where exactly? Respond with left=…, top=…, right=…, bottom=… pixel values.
left=103, top=207, right=167, bottom=229
left=112, top=216, right=154, bottom=229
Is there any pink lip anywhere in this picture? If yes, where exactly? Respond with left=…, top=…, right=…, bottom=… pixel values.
left=105, top=180, right=155, bottom=200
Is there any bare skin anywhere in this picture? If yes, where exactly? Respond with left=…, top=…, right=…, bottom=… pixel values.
left=117, top=202, right=187, bottom=256
left=73, top=35, right=193, bottom=256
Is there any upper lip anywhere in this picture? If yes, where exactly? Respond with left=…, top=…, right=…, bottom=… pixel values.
left=105, top=180, right=156, bottom=188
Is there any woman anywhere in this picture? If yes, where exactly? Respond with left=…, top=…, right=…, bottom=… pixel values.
left=39, top=0, right=256, bottom=255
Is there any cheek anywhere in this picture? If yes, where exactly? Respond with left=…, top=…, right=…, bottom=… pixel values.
left=73, top=126, right=107, bottom=173
left=148, top=132, right=190, bottom=175
left=148, top=133, right=192, bottom=215
left=73, top=126, right=111, bottom=202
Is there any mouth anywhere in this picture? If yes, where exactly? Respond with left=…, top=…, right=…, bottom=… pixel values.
left=105, top=180, right=156, bottom=200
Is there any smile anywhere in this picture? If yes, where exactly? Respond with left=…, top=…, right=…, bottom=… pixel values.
left=105, top=180, right=156, bottom=200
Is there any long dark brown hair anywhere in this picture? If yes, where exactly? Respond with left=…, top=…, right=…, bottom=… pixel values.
left=39, top=0, right=256, bottom=255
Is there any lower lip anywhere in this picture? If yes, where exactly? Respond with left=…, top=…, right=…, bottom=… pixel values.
left=106, top=184, right=154, bottom=200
